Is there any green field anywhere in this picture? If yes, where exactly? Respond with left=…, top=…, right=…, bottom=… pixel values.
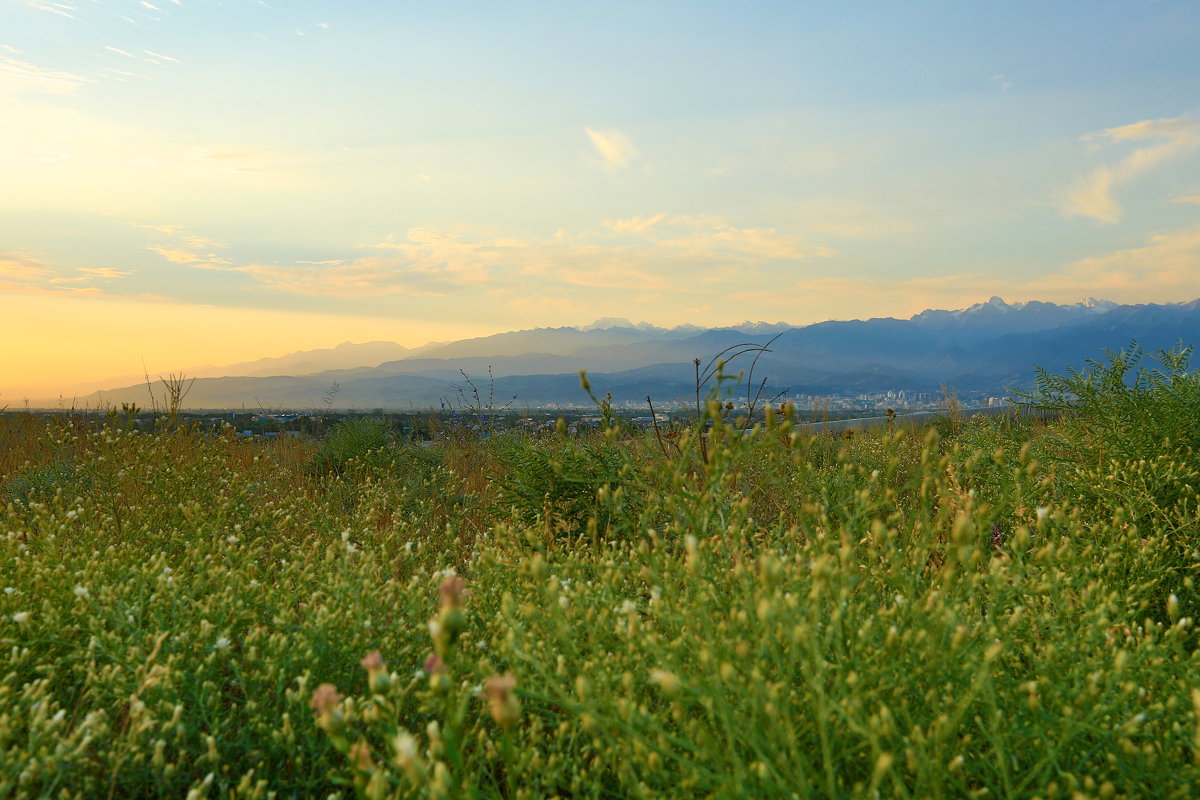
left=2, top=348, right=1198, bottom=799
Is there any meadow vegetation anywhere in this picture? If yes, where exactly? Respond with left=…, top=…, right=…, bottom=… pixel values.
left=1, top=347, right=1198, bottom=798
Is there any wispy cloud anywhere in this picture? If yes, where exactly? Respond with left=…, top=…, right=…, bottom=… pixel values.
left=181, top=234, right=227, bottom=250
left=0, top=253, right=119, bottom=298
left=1173, top=194, right=1200, bottom=205
left=105, top=67, right=146, bottom=81
left=143, top=50, right=179, bottom=63
left=1030, top=225, right=1200, bottom=299
left=78, top=267, right=133, bottom=279
left=49, top=267, right=133, bottom=284
left=585, top=127, right=637, bottom=169
left=140, top=225, right=233, bottom=268
left=1061, top=117, right=1200, bottom=223
left=0, top=55, right=90, bottom=94
left=232, top=215, right=832, bottom=299
left=603, top=213, right=665, bottom=235
left=132, top=223, right=182, bottom=235
left=104, top=46, right=139, bottom=59
left=21, top=1, right=78, bottom=21
left=148, top=246, right=232, bottom=267
left=0, top=253, right=52, bottom=284
left=732, top=224, right=1200, bottom=319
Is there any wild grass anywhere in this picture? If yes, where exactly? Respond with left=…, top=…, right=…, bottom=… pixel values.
left=1, top=349, right=1198, bottom=798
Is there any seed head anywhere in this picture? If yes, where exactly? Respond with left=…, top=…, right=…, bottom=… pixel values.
left=425, top=652, right=449, bottom=691
left=438, top=575, right=467, bottom=609
left=361, top=650, right=390, bottom=692
left=310, top=683, right=345, bottom=733
left=649, top=669, right=681, bottom=696
left=424, top=653, right=447, bottom=676
left=348, top=739, right=374, bottom=772
left=310, top=683, right=342, bottom=716
left=482, top=672, right=521, bottom=729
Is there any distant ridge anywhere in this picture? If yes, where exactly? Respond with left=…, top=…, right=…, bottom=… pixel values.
left=185, top=341, right=415, bottom=379
left=67, top=297, right=1200, bottom=410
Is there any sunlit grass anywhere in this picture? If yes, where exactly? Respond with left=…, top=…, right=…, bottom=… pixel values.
left=2, top=351, right=1198, bottom=797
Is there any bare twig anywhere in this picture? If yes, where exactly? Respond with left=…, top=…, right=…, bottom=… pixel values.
left=159, top=372, right=195, bottom=420
left=646, top=395, right=674, bottom=459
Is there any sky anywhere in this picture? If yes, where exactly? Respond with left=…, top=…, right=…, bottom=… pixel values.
left=2, top=0, right=1200, bottom=401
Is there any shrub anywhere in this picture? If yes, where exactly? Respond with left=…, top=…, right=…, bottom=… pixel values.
left=309, top=417, right=396, bottom=477
left=1016, top=342, right=1200, bottom=467
left=491, top=435, right=631, bottom=535
left=1015, top=342, right=1200, bottom=621
left=2, top=459, right=86, bottom=507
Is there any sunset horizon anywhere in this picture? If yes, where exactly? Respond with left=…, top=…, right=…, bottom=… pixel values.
left=4, top=1, right=1200, bottom=400
left=7, top=292, right=1197, bottom=409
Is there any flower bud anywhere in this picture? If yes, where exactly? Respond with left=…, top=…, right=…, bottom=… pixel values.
left=310, top=683, right=345, bottom=734
left=438, top=575, right=466, bottom=609
left=349, top=740, right=374, bottom=773
left=360, top=650, right=390, bottom=693
left=481, top=673, right=521, bottom=729
left=649, top=669, right=681, bottom=696
left=425, top=653, right=450, bottom=692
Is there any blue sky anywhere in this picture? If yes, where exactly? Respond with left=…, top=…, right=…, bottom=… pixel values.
left=2, top=0, right=1199, bottom=397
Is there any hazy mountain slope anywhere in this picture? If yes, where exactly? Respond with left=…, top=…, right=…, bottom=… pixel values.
left=414, top=326, right=662, bottom=360
left=70, top=297, right=1200, bottom=410
left=188, top=341, right=415, bottom=379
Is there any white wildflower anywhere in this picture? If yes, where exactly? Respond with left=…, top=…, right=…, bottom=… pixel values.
left=393, top=731, right=417, bottom=761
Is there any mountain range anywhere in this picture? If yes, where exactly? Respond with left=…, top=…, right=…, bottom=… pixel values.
left=75, top=297, right=1200, bottom=411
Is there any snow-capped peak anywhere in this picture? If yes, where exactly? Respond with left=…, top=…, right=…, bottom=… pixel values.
left=1077, top=297, right=1118, bottom=313
left=581, top=317, right=661, bottom=331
